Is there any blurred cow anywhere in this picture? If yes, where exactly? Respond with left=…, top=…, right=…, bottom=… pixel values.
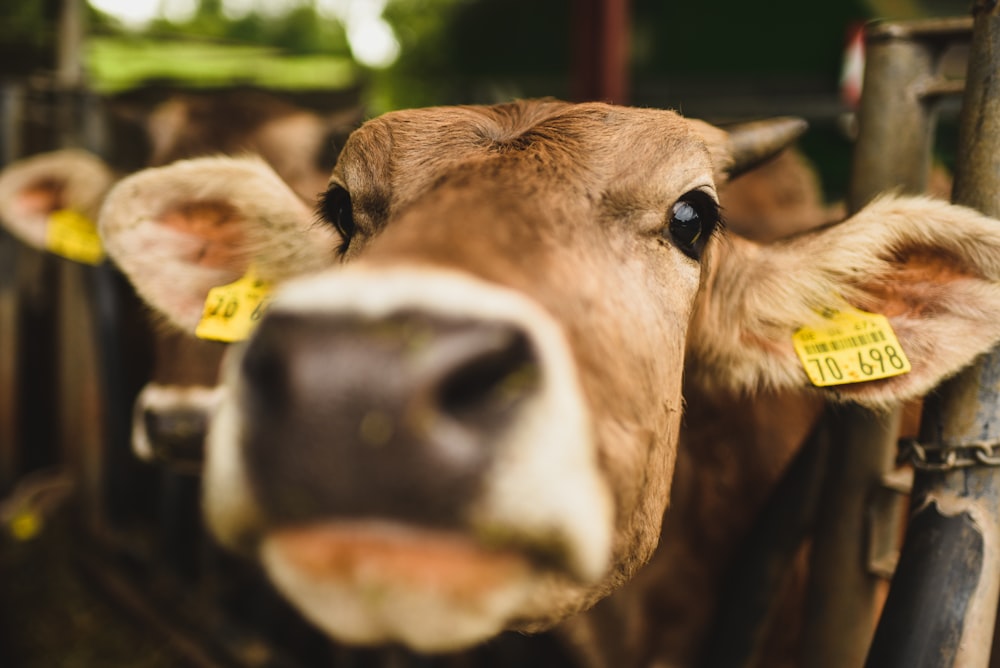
left=0, top=87, right=359, bottom=470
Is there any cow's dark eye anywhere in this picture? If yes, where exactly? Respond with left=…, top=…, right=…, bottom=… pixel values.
left=666, top=190, right=719, bottom=260
left=318, top=186, right=355, bottom=252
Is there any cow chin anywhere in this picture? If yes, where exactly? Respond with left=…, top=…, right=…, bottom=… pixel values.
left=258, top=521, right=543, bottom=651
left=203, top=266, right=617, bottom=647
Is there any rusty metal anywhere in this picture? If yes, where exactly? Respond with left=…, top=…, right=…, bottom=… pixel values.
left=900, top=438, right=1000, bottom=471
left=865, top=5, right=1000, bottom=666
left=801, top=17, right=973, bottom=668
left=868, top=468, right=915, bottom=579
left=867, top=356, right=1000, bottom=667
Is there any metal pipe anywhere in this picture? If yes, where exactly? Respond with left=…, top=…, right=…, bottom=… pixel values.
left=571, top=0, right=631, bottom=104
left=866, top=4, right=1000, bottom=666
left=801, top=19, right=952, bottom=667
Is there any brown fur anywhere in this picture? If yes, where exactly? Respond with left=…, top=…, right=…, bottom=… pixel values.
left=0, top=90, right=358, bottom=474
left=143, top=89, right=353, bottom=201
left=99, top=100, right=1000, bottom=665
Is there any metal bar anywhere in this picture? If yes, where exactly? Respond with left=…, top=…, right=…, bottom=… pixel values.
left=0, top=82, right=24, bottom=164
left=571, top=0, right=631, bottom=104
left=0, top=230, right=18, bottom=495
left=802, top=405, right=904, bottom=668
left=0, top=83, right=25, bottom=495
left=846, top=22, right=941, bottom=208
left=799, top=20, right=953, bottom=667
left=866, top=4, right=1000, bottom=666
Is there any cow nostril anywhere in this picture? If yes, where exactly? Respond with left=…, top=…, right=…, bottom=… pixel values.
left=142, top=408, right=207, bottom=469
left=436, top=328, right=541, bottom=427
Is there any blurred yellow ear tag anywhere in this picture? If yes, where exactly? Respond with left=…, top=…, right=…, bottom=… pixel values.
left=9, top=510, right=42, bottom=541
left=792, top=305, right=911, bottom=387
left=45, top=209, right=105, bottom=265
left=195, top=268, right=271, bottom=342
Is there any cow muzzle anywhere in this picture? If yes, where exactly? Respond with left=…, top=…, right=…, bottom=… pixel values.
left=203, top=267, right=614, bottom=649
left=132, top=384, right=223, bottom=473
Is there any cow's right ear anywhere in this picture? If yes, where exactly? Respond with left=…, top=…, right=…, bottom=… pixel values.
left=0, top=149, right=115, bottom=249
left=99, top=156, right=341, bottom=332
left=688, top=195, right=1000, bottom=407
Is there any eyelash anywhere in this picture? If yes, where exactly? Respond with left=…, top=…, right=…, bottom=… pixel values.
left=317, top=186, right=355, bottom=253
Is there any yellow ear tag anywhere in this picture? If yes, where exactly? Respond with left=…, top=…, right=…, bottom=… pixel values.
left=792, top=305, right=911, bottom=387
left=9, top=510, right=42, bottom=541
left=45, top=209, right=105, bottom=265
left=195, top=268, right=272, bottom=342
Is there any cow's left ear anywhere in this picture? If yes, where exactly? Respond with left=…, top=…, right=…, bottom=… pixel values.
left=0, top=149, right=115, bottom=249
left=688, top=195, right=1000, bottom=406
left=99, top=156, right=341, bottom=332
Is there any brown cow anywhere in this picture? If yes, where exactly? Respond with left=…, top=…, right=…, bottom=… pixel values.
left=98, top=100, right=1000, bottom=662
left=0, top=88, right=358, bottom=469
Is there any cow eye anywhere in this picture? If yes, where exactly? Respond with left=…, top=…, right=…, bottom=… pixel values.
left=666, top=190, right=719, bottom=260
left=318, top=185, right=355, bottom=251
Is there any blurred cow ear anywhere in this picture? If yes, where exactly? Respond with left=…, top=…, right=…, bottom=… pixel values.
left=688, top=195, right=1000, bottom=407
left=0, top=149, right=115, bottom=249
left=99, top=156, right=341, bottom=333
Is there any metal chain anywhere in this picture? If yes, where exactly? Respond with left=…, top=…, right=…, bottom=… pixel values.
left=898, top=438, right=1000, bottom=471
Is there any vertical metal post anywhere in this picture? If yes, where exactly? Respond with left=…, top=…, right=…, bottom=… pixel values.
left=0, top=83, right=24, bottom=164
left=802, top=18, right=970, bottom=668
left=866, top=5, right=1000, bottom=666
left=55, top=0, right=85, bottom=148
left=0, top=230, right=17, bottom=495
left=571, top=0, right=631, bottom=104
left=0, top=83, right=25, bottom=494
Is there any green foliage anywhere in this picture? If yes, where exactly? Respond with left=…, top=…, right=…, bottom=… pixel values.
left=368, top=0, right=468, bottom=112
left=85, top=0, right=355, bottom=92
left=87, top=37, right=356, bottom=92
left=140, top=1, right=350, bottom=56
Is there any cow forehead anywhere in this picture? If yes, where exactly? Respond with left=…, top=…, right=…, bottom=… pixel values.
left=332, top=101, right=716, bottom=208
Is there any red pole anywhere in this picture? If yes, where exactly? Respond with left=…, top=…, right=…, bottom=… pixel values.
left=571, top=0, right=631, bottom=105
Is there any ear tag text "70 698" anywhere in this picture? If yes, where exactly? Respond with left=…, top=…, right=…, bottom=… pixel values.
left=792, top=305, right=911, bottom=387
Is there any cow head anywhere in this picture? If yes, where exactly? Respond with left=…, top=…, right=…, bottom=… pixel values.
left=0, top=89, right=362, bottom=471
left=98, top=100, right=1000, bottom=651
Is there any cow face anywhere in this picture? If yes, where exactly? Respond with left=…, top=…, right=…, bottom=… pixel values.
left=99, top=100, right=1000, bottom=652
left=0, top=90, right=361, bottom=470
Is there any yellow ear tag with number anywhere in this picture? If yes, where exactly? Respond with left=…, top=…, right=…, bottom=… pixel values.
left=195, top=268, right=272, bottom=342
left=45, top=209, right=105, bottom=265
left=792, top=305, right=911, bottom=387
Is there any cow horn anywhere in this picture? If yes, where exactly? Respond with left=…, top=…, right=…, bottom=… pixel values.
left=726, top=117, right=809, bottom=177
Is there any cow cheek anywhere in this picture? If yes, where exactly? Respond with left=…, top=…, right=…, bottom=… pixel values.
left=563, top=270, right=692, bottom=579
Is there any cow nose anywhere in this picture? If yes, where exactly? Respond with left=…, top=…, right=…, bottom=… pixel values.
left=142, top=408, right=208, bottom=472
left=238, top=311, right=542, bottom=528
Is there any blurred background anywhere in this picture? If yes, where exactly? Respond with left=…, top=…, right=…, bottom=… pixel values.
left=0, top=0, right=975, bottom=198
